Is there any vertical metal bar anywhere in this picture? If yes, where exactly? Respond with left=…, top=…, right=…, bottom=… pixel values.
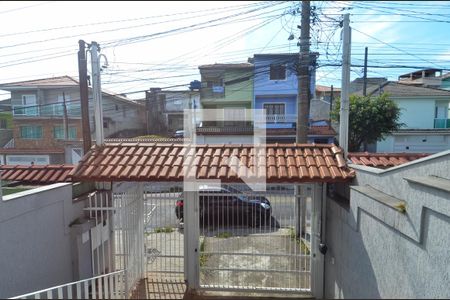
left=46, top=290, right=52, bottom=299
left=34, top=292, right=40, bottom=299
left=76, top=283, right=81, bottom=299
left=83, top=281, right=89, bottom=299
left=57, top=287, right=63, bottom=299
left=67, top=285, right=72, bottom=300
left=91, top=279, right=96, bottom=299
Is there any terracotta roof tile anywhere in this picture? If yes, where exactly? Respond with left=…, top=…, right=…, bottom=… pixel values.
left=70, top=143, right=355, bottom=183
left=0, top=165, right=74, bottom=183
left=348, top=152, right=430, bottom=169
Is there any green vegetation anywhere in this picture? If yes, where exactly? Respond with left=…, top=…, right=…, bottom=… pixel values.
left=331, top=93, right=402, bottom=151
left=199, top=239, right=210, bottom=267
left=154, top=226, right=174, bottom=233
left=0, top=112, right=12, bottom=129
left=288, top=228, right=311, bottom=255
left=2, top=187, right=30, bottom=196
left=215, top=232, right=232, bottom=238
left=133, top=134, right=168, bottom=139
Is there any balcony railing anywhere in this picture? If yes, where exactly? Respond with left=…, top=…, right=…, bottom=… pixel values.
left=265, top=114, right=297, bottom=123
left=434, top=118, right=450, bottom=129
left=12, top=103, right=81, bottom=117
left=12, top=105, right=38, bottom=116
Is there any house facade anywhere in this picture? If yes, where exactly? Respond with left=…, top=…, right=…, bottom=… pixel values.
left=355, top=81, right=450, bottom=153
left=195, top=54, right=334, bottom=144
left=0, top=76, right=145, bottom=165
left=141, top=88, right=200, bottom=135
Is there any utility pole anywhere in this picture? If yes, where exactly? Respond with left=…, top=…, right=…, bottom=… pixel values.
left=62, top=92, right=69, bottom=140
left=297, top=0, right=311, bottom=143
left=78, top=40, right=92, bottom=154
left=90, top=41, right=105, bottom=146
left=329, top=85, right=334, bottom=121
left=363, top=47, right=368, bottom=96
left=339, top=13, right=351, bottom=155
left=296, top=1, right=311, bottom=240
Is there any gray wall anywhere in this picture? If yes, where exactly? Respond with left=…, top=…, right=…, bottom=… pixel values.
left=0, top=183, right=88, bottom=298
left=325, top=152, right=450, bottom=298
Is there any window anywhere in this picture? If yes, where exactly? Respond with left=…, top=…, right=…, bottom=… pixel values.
left=54, top=126, right=77, bottom=140
left=0, top=119, right=7, bottom=129
left=269, top=64, right=286, bottom=80
left=103, top=121, right=108, bottom=128
left=263, top=103, right=285, bottom=115
left=20, top=126, right=43, bottom=139
left=21, top=94, right=37, bottom=105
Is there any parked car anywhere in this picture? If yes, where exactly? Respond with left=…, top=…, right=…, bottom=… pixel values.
left=173, top=130, right=184, bottom=138
left=175, top=185, right=272, bottom=227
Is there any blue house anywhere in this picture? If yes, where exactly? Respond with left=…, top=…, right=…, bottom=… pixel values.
left=252, top=53, right=317, bottom=131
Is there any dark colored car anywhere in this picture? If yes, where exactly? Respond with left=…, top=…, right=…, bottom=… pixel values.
left=175, top=185, right=272, bottom=227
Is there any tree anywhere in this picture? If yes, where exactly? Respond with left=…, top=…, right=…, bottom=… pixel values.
left=331, top=93, right=403, bottom=152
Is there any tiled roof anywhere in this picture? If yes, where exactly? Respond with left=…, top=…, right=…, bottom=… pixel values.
left=354, top=81, right=450, bottom=97
left=316, top=85, right=341, bottom=92
left=199, top=63, right=253, bottom=70
left=0, top=164, right=74, bottom=183
left=71, top=143, right=355, bottom=183
left=0, top=76, right=79, bottom=88
left=348, top=152, right=430, bottom=168
left=308, top=126, right=336, bottom=136
left=0, top=148, right=65, bottom=154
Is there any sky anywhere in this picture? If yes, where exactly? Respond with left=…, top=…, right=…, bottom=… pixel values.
left=0, top=1, right=450, bottom=101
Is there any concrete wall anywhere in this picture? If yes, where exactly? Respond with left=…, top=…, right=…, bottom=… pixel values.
left=0, top=183, right=88, bottom=298
left=377, top=133, right=450, bottom=153
left=325, top=151, right=450, bottom=299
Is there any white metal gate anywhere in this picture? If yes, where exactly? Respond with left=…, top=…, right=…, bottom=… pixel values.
left=112, top=182, right=145, bottom=298
left=143, top=183, right=185, bottom=279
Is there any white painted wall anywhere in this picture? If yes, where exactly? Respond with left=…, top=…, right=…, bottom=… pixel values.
left=0, top=183, right=88, bottom=298
left=377, top=134, right=450, bottom=153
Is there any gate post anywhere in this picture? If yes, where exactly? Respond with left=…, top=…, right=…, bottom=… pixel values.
left=311, top=183, right=325, bottom=299
left=183, top=191, right=200, bottom=293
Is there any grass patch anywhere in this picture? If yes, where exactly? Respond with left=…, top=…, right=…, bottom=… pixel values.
left=2, top=187, right=31, bottom=196
left=154, top=226, right=174, bottom=233
left=215, top=232, right=232, bottom=238
left=288, top=227, right=311, bottom=255
left=199, top=239, right=210, bottom=267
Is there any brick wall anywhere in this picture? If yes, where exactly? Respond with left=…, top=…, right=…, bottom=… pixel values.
left=13, top=118, right=82, bottom=149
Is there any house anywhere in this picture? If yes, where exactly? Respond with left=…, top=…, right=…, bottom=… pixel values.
left=198, top=63, right=254, bottom=130
left=0, top=76, right=146, bottom=165
left=353, top=81, right=450, bottom=153
left=398, top=68, right=443, bottom=88
left=195, top=54, right=334, bottom=144
left=0, top=99, right=12, bottom=152
left=138, top=88, right=200, bottom=135
left=311, top=85, right=341, bottom=121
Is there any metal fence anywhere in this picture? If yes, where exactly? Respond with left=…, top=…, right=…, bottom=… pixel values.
left=143, top=183, right=185, bottom=278
left=196, top=184, right=312, bottom=292
left=9, top=270, right=125, bottom=299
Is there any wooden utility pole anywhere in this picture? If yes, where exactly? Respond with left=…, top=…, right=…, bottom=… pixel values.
left=297, top=0, right=311, bottom=143
left=329, top=85, right=334, bottom=120
left=363, top=47, right=368, bottom=96
left=296, top=1, right=311, bottom=240
left=78, top=40, right=91, bottom=154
